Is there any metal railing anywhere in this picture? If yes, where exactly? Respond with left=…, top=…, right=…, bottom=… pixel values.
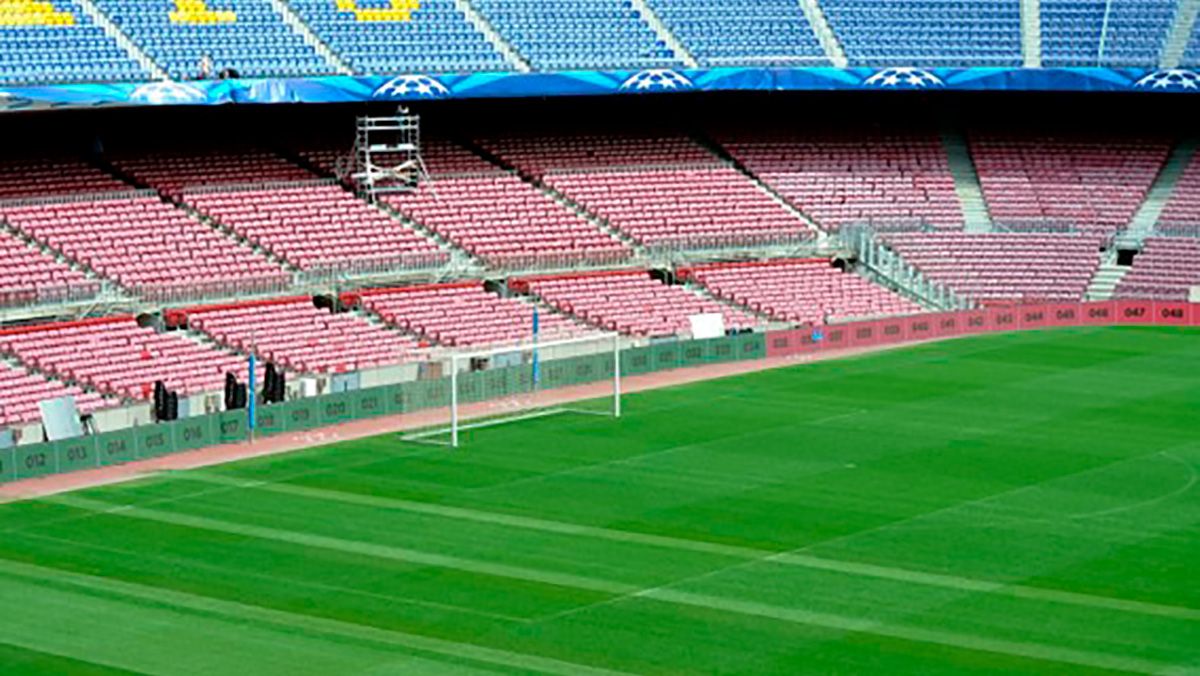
left=0, top=282, right=102, bottom=309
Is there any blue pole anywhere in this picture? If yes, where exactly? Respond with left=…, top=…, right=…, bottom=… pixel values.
left=532, top=309, right=540, bottom=387
left=247, top=353, right=256, bottom=431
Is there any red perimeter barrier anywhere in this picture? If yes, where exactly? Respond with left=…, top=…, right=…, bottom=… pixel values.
left=1115, top=300, right=1154, bottom=324
left=1153, top=302, right=1190, bottom=326
left=764, top=302, right=1200, bottom=362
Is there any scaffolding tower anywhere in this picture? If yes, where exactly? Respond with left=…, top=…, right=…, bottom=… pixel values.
left=352, top=107, right=431, bottom=203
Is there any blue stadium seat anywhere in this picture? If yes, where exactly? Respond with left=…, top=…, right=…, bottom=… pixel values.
left=1041, top=0, right=1176, bottom=66
left=641, top=0, right=827, bottom=66
left=0, top=0, right=146, bottom=84
left=470, top=0, right=677, bottom=70
left=91, top=0, right=331, bottom=80
left=288, top=0, right=505, bottom=74
left=820, top=0, right=1023, bottom=66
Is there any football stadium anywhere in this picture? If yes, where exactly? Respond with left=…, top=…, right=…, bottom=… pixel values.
left=1, top=1, right=1200, bottom=673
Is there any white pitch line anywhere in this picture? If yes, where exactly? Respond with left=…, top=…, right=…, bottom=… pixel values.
left=1066, top=452, right=1199, bottom=521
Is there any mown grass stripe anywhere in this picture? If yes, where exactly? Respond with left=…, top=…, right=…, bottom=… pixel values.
left=47, top=494, right=1182, bottom=674
left=0, top=557, right=628, bottom=676
left=182, top=470, right=1200, bottom=622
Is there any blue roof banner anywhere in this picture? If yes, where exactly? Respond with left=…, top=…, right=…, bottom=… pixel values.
left=1, top=66, right=1198, bottom=111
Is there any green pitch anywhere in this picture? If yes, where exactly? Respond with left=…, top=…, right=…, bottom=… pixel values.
left=1, top=326, right=1198, bottom=675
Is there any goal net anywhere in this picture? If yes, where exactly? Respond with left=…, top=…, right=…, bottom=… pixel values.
left=400, top=332, right=622, bottom=448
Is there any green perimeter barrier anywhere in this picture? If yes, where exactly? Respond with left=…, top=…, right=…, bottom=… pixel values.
left=0, top=333, right=773, bottom=486
left=217, top=410, right=248, bottom=444
left=651, top=341, right=682, bottom=371
left=134, top=425, right=172, bottom=460
left=284, top=397, right=321, bottom=431
left=255, top=404, right=287, bottom=436
left=14, top=443, right=55, bottom=481
left=353, top=387, right=388, bottom=419
left=0, top=446, right=13, bottom=483
left=58, top=436, right=97, bottom=472
left=681, top=339, right=709, bottom=368
left=318, top=392, right=356, bottom=426
left=384, top=382, right=406, bottom=415
left=175, top=415, right=216, bottom=452
left=621, top=345, right=653, bottom=375
left=98, top=428, right=137, bottom=467
left=738, top=333, right=767, bottom=361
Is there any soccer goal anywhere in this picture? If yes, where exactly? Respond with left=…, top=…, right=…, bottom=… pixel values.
left=400, top=332, right=622, bottom=448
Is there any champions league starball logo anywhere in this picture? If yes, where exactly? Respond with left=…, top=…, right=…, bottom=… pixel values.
left=129, top=81, right=207, bottom=104
left=619, top=69, right=694, bottom=92
left=862, top=67, right=944, bottom=89
left=1134, top=69, right=1200, bottom=91
left=372, top=74, right=451, bottom=99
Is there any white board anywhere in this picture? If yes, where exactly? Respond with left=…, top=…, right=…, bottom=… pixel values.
left=39, top=395, right=82, bottom=441
left=689, top=313, right=726, bottom=340
left=1190, top=286, right=1200, bottom=303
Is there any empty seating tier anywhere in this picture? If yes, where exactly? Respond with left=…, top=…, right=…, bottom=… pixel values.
left=512, top=270, right=758, bottom=337
left=642, top=0, right=825, bottom=67
left=0, top=316, right=249, bottom=399
left=470, top=0, right=676, bottom=70
left=91, top=0, right=330, bottom=80
left=819, top=0, right=1023, bottom=66
left=183, top=184, right=447, bottom=275
left=114, top=150, right=318, bottom=197
left=681, top=259, right=924, bottom=324
left=0, top=359, right=109, bottom=427
left=1156, top=154, right=1200, bottom=237
left=0, top=196, right=289, bottom=300
left=287, top=0, right=504, bottom=74
left=184, top=297, right=418, bottom=374
left=970, top=134, right=1170, bottom=237
left=354, top=282, right=588, bottom=348
left=0, top=229, right=98, bottom=307
left=383, top=139, right=631, bottom=268
left=1115, top=237, right=1200, bottom=301
left=1041, top=0, right=1176, bottom=66
left=0, top=158, right=131, bottom=199
left=0, top=0, right=145, bottom=84
left=719, top=131, right=964, bottom=232
left=884, top=232, right=1102, bottom=302
left=482, top=134, right=815, bottom=250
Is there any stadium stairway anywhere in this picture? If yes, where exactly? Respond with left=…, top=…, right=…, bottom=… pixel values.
left=842, top=227, right=970, bottom=310
left=626, top=0, right=698, bottom=67
left=74, top=0, right=167, bottom=79
left=681, top=276, right=779, bottom=326
left=268, top=0, right=352, bottom=74
left=799, top=0, right=849, bottom=67
left=369, top=199, right=479, bottom=275
left=451, top=0, right=531, bottom=71
left=1162, top=0, right=1200, bottom=68
left=941, top=131, right=993, bottom=233
left=1122, top=138, right=1199, bottom=247
left=1085, top=256, right=1130, bottom=301
left=461, top=140, right=648, bottom=263
left=1020, top=0, right=1042, bottom=67
left=695, top=133, right=826, bottom=236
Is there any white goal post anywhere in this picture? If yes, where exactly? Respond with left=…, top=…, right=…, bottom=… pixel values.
left=401, top=332, right=622, bottom=448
